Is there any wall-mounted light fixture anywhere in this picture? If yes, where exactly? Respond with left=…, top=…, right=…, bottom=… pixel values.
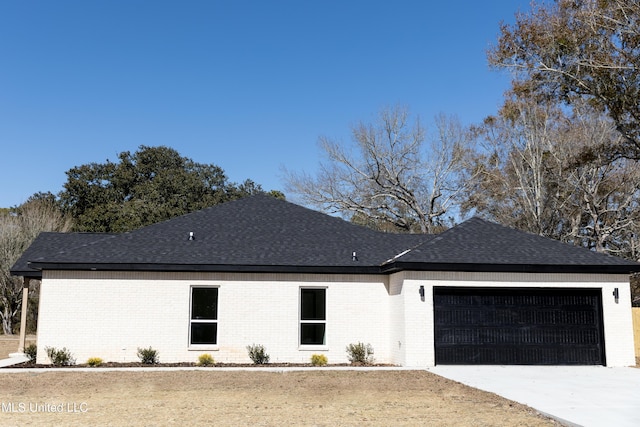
left=613, top=287, right=619, bottom=303
left=419, top=285, right=425, bottom=301
left=188, top=231, right=195, bottom=241
left=352, top=251, right=358, bottom=261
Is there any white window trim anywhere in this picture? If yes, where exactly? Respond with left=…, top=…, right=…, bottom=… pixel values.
left=299, top=286, right=328, bottom=350
left=188, top=286, right=219, bottom=351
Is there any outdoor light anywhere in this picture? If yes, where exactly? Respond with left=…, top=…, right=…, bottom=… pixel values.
left=613, top=287, right=619, bottom=303
left=419, top=285, right=425, bottom=301
left=352, top=251, right=358, bottom=261
left=188, top=231, right=195, bottom=241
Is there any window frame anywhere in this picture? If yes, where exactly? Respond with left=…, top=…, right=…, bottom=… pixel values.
left=299, top=287, right=328, bottom=350
left=188, top=286, right=219, bottom=350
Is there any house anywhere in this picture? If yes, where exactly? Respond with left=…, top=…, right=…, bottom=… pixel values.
left=10, top=195, right=639, bottom=366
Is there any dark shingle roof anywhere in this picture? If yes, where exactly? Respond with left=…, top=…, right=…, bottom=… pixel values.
left=10, top=232, right=117, bottom=277
left=387, top=217, right=638, bottom=272
left=11, top=195, right=640, bottom=276
left=18, top=195, right=427, bottom=274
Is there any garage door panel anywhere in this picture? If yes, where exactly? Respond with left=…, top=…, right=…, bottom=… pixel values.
left=434, top=288, right=605, bottom=365
left=436, top=345, right=603, bottom=365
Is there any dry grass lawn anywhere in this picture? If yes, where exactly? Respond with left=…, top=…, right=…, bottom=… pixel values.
left=0, top=337, right=556, bottom=426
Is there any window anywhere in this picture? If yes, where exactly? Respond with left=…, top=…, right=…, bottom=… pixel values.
left=190, top=287, right=218, bottom=345
left=300, top=288, right=326, bottom=345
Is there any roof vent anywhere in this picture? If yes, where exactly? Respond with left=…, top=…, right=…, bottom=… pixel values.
left=352, top=251, right=358, bottom=261
left=188, top=231, right=195, bottom=241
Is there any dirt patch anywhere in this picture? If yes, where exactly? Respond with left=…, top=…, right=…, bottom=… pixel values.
left=0, top=337, right=556, bottom=425
left=0, top=370, right=556, bottom=426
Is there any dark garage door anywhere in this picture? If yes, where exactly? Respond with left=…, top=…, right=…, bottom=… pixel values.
left=434, top=287, right=605, bottom=365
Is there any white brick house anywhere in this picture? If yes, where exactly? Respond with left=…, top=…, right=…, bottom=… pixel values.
left=11, top=195, right=639, bottom=366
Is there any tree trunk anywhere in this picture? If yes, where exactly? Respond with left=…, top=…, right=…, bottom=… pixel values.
left=1, top=307, right=13, bottom=335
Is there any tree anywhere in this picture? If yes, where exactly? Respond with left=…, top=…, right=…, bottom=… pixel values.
left=59, top=145, right=266, bottom=232
left=561, top=104, right=640, bottom=257
left=463, top=98, right=640, bottom=260
left=462, top=99, right=568, bottom=239
left=285, top=106, right=476, bottom=233
left=489, top=0, right=640, bottom=159
left=0, top=198, right=73, bottom=334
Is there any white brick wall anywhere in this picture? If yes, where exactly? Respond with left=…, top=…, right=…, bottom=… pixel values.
left=35, top=270, right=635, bottom=367
left=36, top=271, right=390, bottom=365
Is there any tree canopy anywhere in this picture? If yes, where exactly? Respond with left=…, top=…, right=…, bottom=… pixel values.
left=489, top=0, right=640, bottom=160
left=59, top=145, right=271, bottom=232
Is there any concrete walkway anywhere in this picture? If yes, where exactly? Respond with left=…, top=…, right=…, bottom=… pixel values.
left=429, top=366, right=640, bottom=427
left=0, top=354, right=29, bottom=368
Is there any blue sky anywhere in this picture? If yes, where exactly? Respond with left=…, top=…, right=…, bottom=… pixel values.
left=0, top=0, right=534, bottom=208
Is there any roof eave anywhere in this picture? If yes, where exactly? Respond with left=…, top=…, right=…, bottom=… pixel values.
left=9, top=269, right=42, bottom=279
left=381, top=261, right=639, bottom=275
left=22, top=260, right=640, bottom=277
left=26, top=262, right=383, bottom=275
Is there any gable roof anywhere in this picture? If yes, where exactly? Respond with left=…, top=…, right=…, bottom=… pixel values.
left=11, top=195, right=640, bottom=277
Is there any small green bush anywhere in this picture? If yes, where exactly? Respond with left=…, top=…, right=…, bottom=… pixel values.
left=87, top=357, right=103, bottom=367
left=137, top=346, right=159, bottom=364
left=246, top=344, right=270, bottom=364
left=197, top=353, right=215, bottom=366
left=45, top=346, right=76, bottom=366
left=24, top=343, right=37, bottom=363
left=310, top=354, right=328, bottom=366
left=346, top=342, right=374, bottom=365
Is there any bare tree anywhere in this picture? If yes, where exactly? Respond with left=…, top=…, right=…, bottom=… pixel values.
left=285, top=106, right=476, bottom=233
left=462, top=99, right=567, bottom=238
left=561, top=105, right=640, bottom=256
left=464, top=98, right=640, bottom=259
left=0, top=198, right=73, bottom=334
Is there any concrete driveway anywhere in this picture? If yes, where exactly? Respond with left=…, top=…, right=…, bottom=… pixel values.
left=429, top=366, right=640, bottom=427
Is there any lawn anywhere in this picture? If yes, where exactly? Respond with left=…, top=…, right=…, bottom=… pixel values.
left=0, top=337, right=555, bottom=426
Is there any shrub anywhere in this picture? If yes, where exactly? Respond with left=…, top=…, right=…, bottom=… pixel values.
left=310, top=354, right=328, bottom=366
left=197, top=353, right=215, bottom=366
left=44, top=346, right=76, bottom=366
left=24, top=343, right=37, bottom=363
left=246, top=344, right=270, bottom=364
left=346, top=342, right=374, bottom=365
left=87, top=357, right=103, bottom=367
left=137, top=346, right=159, bottom=364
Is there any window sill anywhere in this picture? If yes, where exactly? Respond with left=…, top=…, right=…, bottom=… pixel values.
left=188, top=345, right=219, bottom=351
left=298, top=345, right=329, bottom=351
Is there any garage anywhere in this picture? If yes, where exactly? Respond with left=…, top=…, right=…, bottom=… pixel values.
left=434, top=287, right=605, bottom=365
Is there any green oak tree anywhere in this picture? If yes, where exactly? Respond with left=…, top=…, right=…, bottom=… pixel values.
left=59, top=145, right=268, bottom=232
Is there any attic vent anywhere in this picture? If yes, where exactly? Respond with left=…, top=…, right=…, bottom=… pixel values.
left=352, top=251, right=358, bottom=261
left=188, top=231, right=195, bottom=241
